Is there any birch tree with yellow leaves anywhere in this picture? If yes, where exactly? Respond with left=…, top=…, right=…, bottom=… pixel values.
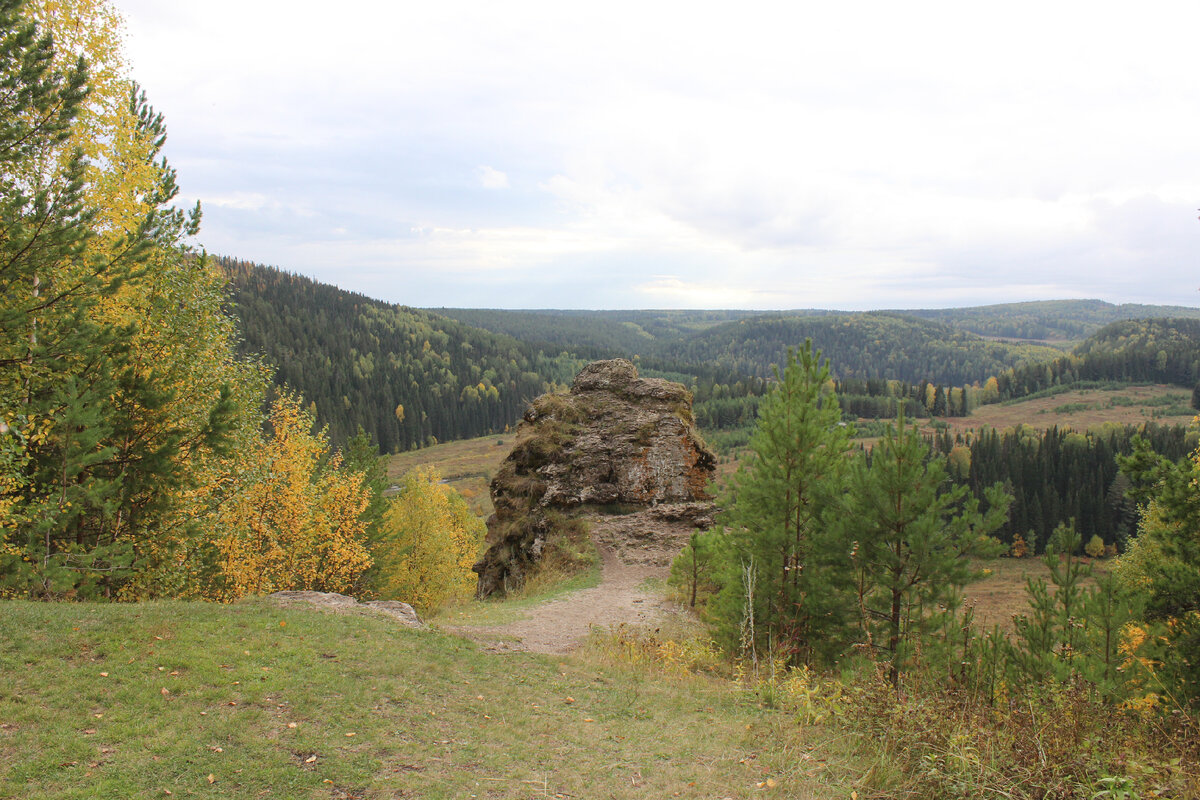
left=0, top=0, right=376, bottom=599
left=369, top=467, right=486, bottom=612
left=213, top=396, right=372, bottom=600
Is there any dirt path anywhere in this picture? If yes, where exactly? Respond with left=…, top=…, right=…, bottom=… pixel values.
left=448, top=545, right=675, bottom=654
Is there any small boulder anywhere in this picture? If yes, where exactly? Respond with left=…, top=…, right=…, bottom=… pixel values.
left=267, top=591, right=424, bottom=628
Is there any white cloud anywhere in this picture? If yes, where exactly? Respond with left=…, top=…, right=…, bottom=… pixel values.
left=635, top=276, right=768, bottom=308
left=477, top=166, right=509, bottom=189
left=201, top=192, right=269, bottom=211
left=116, top=0, right=1200, bottom=309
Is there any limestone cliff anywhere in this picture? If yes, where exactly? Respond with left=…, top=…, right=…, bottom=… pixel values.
left=473, top=359, right=716, bottom=598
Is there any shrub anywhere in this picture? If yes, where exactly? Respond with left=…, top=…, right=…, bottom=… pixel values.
left=368, top=467, right=485, bottom=612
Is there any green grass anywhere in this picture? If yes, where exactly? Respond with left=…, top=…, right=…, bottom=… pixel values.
left=0, top=599, right=861, bottom=799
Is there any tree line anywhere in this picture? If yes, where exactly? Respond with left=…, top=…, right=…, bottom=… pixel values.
left=897, top=299, right=1200, bottom=342
left=939, top=422, right=1195, bottom=553
left=990, top=318, right=1200, bottom=401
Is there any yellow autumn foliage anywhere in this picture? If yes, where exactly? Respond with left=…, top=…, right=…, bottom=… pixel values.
left=214, top=395, right=372, bottom=600
left=372, top=467, right=486, bottom=612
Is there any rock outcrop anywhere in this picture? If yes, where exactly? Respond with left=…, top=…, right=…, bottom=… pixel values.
left=473, top=359, right=716, bottom=598
left=268, top=591, right=424, bottom=628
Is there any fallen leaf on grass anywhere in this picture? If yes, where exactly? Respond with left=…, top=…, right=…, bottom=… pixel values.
left=82, top=729, right=96, bottom=735
left=304, top=755, right=317, bottom=764
left=287, top=722, right=298, bottom=729
left=160, top=688, right=170, bottom=697
left=99, top=672, right=108, bottom=677
left=206, top=773, right=215, bottom=784
left=564, top=697, right=575, bottom=704
left=344, top=732, right=356, bottom=737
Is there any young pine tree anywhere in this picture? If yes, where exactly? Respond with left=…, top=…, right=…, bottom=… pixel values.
left=708, top=341, right=855, bottom=665
left=668, top=528, right=720, bottom=609
left=845, top=407, right=1009, bottom=687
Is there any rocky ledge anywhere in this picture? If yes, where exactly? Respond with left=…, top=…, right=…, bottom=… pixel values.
left=473, top=359, right=716, bottom=598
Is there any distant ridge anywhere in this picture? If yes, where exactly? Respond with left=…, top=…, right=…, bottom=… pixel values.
left=215, top=256, right=1200, bottom=450
left=887, top=299, right=1200, bottom=342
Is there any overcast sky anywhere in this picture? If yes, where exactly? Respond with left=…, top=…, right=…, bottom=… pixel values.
left=116, top=0, right=1199, bottom=310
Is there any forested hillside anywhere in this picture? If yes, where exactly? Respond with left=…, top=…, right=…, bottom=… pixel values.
left=994, top=318, right=1200, bottom=401
left=220, top=259, right=584, bottom=451
left=443, top=308, right=1077, bottom=385
left=434, top=308, right=768, bottom=359
left=227, top=268, right=1200, bottom=454
left=442, top=309, right=1069, bottom=385
left=895, top=299, right=1200, bottom=342
left=672, top=313, right=1063, bottom=385
left=444, top=301, right=1200, bottom=352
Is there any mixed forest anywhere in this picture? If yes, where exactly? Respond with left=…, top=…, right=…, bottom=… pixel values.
left=3, top=1, right=1200, bottom=796
left=222, top=260, right=1200, bottom=556
left=0, top=0, right=480, bottom=606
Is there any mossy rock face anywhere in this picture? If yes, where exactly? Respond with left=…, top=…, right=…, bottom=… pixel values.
left=473, top=359, right=716, bottom=598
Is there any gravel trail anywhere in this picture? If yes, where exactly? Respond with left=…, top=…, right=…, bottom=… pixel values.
left=448, top=545, right=673, bottom=654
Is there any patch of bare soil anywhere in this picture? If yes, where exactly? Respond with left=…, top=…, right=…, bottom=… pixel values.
left=450, top=508, right=702, bottom=654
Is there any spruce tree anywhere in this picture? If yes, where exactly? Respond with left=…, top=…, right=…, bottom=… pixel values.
left=0, top=1, right=213, bottom=596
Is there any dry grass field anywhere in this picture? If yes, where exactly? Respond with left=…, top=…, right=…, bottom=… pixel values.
left=961, top=556, right=1104, bottom=632
left=386, top=433, right=510, bottom=516
left=937, top=384, right=1194, bottom=437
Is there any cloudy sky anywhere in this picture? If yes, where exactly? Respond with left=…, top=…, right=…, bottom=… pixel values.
left=117, top=0, right=1199, bottom=310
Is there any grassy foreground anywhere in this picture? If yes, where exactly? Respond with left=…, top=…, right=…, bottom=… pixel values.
left=0, top=599, right=859, bottom=799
